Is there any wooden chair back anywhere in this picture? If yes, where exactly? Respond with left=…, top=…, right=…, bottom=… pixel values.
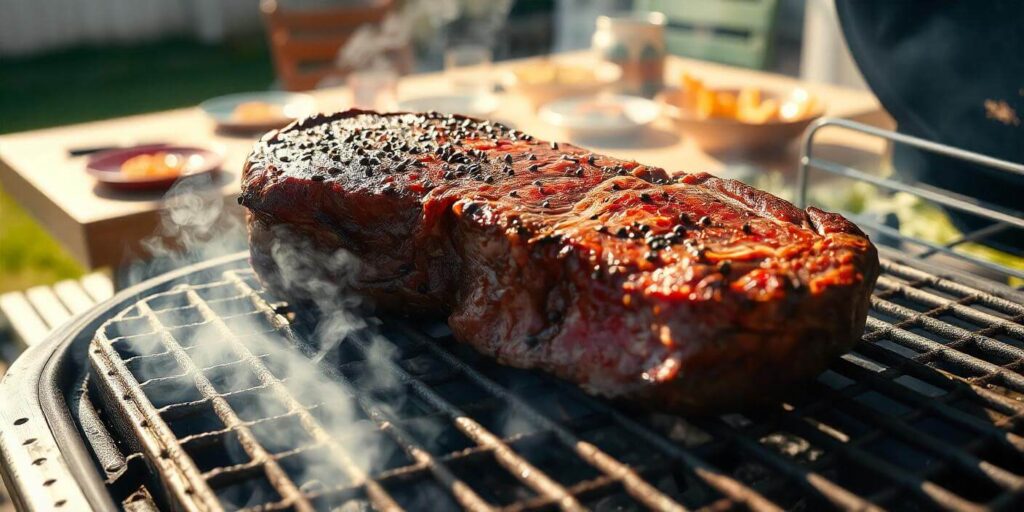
left=260, top=0, right=400, bottom=91
left=637, top=0, right=780, bottom=70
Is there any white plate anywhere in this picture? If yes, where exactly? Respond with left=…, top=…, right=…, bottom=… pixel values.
left=539, top=94, right=661, bottom=138
left=397, top=93, right=500, bottom=117
left=199, top=91, right=316, bottom=132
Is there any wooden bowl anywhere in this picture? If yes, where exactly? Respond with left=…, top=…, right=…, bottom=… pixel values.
left=657, top=88, right=824, bottom=153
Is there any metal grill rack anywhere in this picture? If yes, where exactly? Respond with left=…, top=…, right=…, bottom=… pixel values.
left=796, top=117, right=1024, bottom=286
left=88, top=257, right=1024, bottom=512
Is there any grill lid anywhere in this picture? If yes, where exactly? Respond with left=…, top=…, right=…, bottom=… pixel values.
left=81, top=251, right=1024, bottom=512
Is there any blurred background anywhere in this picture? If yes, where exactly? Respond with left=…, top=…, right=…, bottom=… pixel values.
left=0, top=0, right=867, bottom=295
left=3, top=3, right=1022, bottom=510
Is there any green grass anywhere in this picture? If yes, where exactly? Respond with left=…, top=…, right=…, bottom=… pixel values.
left=0, top=36, right=274, bottom=132
left=0, top=183, right=84, bottom=292
left=0, top=36, right=273, bottom=293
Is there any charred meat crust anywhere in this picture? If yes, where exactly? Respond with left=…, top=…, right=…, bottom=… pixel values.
left=241, top=109, right=879, bottom=412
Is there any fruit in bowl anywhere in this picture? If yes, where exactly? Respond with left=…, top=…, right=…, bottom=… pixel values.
left=658, top=73, right=824, bottom=153
left=503, top=61, right=622, bottom=109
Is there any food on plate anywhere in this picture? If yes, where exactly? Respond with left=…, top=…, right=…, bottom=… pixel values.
left=231, top=101, right=286, bottom=123
left=505, top=61, right=621, bottom=108
left=573, top=99, right=628, bottom=121
left=240, top=110, right=879, bottom=411
left=120, top=151, right=189, bottom=179
left=514, top=62, right=605, bottom=86
left=675, top=72, right=819, bottom=124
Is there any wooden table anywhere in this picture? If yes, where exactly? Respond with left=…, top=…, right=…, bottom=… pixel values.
left=0, top=54, right=891, bottom=274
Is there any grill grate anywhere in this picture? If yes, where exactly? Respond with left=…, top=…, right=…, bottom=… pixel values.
left=88, top=257, right=1024, bottom=511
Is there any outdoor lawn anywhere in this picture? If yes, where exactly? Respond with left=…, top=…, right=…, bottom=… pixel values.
left=0, top=36, right=273, bottom=293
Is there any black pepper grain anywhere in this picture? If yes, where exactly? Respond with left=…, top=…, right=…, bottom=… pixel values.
left=718, top=260, right=732, bottom=276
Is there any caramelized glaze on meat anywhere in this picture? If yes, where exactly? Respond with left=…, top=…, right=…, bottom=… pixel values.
left=241, top=110, right=879, bottom=411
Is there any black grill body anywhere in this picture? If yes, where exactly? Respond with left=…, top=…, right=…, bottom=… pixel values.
left=2, top=249, right=1024, bottom=511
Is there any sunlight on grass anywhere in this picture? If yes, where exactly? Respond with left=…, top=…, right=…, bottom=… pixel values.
left=0, top=36, right=272, bottom=294
left=0, top=182, right=83, bottom=293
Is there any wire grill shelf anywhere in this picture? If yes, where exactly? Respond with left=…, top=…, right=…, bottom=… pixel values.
left=88, top=256, right=1024, bottom=512
left=796, top=117, right=1024, bottom=286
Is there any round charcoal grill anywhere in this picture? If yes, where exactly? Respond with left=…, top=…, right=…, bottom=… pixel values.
left=2, top=249, right=1024, bottom=511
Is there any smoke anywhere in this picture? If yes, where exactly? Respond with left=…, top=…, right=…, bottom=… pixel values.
left=335, top=0, right=514, bottom=71
left=111, top=171, right=440, bottom=509
left=122, top=172, right=247, bottom=287
left=111, top=5, right=529, bottom=499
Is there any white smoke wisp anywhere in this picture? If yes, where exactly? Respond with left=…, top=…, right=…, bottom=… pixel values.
left=125, top=172, right=247, bottom=287
left=245, top=230, right=426, bottom=495
left=112, top=176, right=432, bottom=506
left=335, top=0, right=514, bottom=71
left=336, top=0, right=458, bottom=70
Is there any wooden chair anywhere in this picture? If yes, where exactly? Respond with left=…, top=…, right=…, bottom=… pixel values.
left=260, top=0, right=404, bottom=91
left=0, top=272, right=113, bottom=355
left=637, top=0, right=780, bottom=70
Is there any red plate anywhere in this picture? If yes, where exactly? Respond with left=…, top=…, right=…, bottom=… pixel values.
left=86, top=145, right=224, bottom=191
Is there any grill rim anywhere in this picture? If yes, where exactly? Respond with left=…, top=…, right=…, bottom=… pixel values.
left=2, top=246, right=1023, bottom=511
left=0, top=252, right=251, bottom=512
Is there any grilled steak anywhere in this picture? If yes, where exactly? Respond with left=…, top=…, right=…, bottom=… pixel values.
left=240, top=110, right=879, bottom=411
